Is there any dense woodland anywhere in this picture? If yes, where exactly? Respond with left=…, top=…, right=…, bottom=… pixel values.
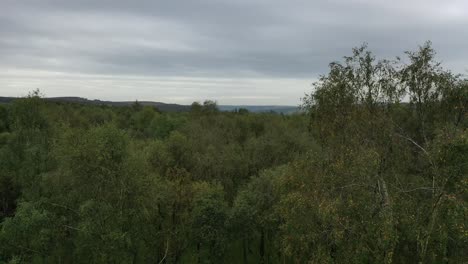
left=0, top=43, right=466, bottom=263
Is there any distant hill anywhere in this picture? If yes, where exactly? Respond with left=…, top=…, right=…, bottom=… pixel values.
left=0, top=96, right=190, bottom=112
left=218, top=105, right=299, bottom=114
left=0, top=96, right=299, bottom=113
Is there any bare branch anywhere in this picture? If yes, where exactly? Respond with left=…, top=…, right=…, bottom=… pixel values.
left=395, top=133, right=430, bottom=158
left=158, top=239, right=169, bottom=264
left=396, top=187, right=436, bottom=193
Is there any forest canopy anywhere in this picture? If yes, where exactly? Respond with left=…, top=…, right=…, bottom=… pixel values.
left=0, top=43, right=466, bottom=263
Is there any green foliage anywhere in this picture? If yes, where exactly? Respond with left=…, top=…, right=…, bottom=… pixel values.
left=0, top=43, right=466, bottom=263
left=299, top=42, right=467, bottom=263
left=192, top=182, right=228, bottom=262
left=0, top=105, right=9, bottom=133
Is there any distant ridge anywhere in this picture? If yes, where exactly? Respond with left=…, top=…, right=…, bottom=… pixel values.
left=0, top=96, right=190, bottom=112
left=218, top=105, right=298, bottom=114
left=0, top=96, right=299, bottom=113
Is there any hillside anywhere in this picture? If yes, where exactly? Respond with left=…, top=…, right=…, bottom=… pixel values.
left=0, top=96, right=298, bottom=113
left=0, top=96, right=190, bottom=112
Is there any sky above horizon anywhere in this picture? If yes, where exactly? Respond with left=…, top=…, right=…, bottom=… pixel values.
left=1, top=0, right=467, bottom=105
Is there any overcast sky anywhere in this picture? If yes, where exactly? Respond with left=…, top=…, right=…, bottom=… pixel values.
left=1, top=0, right=467, bottom=105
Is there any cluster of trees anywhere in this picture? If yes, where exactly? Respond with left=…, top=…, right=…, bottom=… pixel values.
left=0, top=43, right=466, bottom=263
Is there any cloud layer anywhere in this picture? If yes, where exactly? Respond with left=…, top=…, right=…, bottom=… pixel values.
left=1, top=0, right=467, bottom=104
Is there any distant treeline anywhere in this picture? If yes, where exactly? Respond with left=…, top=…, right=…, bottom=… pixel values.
left=0, top=96, right=298, bottom=114
left=0, top=42, right=466, bottom=263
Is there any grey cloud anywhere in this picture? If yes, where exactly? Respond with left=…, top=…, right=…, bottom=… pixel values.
left=1, top=0, right=467, bottom=104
